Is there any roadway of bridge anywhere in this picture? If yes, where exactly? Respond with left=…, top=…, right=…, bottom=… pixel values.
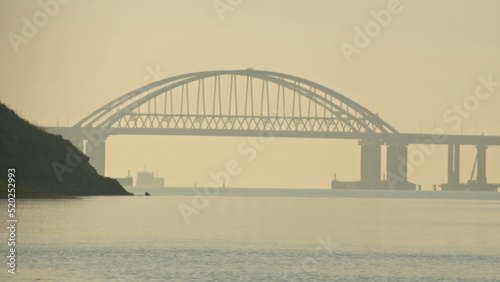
left=44, top=126, right=500, bottom=146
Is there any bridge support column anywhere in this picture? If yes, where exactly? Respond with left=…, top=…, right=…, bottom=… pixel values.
left=359, top=140, right=381, bottom=187
left=385, top=143, right=415, bottom=190
left=447, top=144, right=460, bottom=185
left=86, top=139, right=106, bottom=176
left=476, top=145, right=487, bottom=185
left=387, top=144, right=408, bottom=182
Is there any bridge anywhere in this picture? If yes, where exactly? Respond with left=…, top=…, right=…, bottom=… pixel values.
left=45, top=69, right=500, bottom=191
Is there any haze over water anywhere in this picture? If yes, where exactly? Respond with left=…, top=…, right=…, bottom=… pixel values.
left=2, top=1, right=500, bottom=281
left=2, top=190, right=499, bottom=281
left=2, top=0, right=500, bottom=188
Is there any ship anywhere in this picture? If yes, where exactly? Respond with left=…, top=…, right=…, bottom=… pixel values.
left=136, top=170, right=165, bottom=187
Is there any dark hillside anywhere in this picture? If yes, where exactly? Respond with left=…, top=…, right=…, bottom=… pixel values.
left=0, top=103, right=131, bottom=196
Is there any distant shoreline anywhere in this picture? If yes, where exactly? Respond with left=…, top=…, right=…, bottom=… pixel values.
left=126, top=187, right=500, bottom=201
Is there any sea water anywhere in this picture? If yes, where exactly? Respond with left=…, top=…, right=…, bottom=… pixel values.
left=1, top=189, right=499, bottom=281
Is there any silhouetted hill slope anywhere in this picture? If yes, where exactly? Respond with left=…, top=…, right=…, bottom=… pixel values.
left=0, top=103, right=131, bottom=196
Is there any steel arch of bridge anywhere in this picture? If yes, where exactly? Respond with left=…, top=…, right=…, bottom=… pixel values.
left=75, top=69, right=398, bottom=135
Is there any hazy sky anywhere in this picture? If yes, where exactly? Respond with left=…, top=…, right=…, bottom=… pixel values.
left=1, top=0, right=499, bottom=188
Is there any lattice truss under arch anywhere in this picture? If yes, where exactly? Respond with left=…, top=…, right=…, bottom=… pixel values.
left=75, top=70, right=398, bottom=134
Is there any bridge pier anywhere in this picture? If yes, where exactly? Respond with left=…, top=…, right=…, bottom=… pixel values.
left=386, top=143, right=408, bottom=182
left=447, top=144, right=460, bottom=185
left=442, top=144, right=499, bottom=191
left=359, top=140, right=382, bottom=187
left=442, top=144, right=463, bottom=191
left=468, top=145, right=499, bottom=191
left=86, top=139, right=106, bottom=176
left=385, top=143, right=415, bottom=190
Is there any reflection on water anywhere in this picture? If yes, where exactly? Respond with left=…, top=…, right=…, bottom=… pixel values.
left=1, top=190, right=499, bottom=281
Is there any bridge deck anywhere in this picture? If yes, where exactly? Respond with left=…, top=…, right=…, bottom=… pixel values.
left=44, top=126, right=500, bottom=146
